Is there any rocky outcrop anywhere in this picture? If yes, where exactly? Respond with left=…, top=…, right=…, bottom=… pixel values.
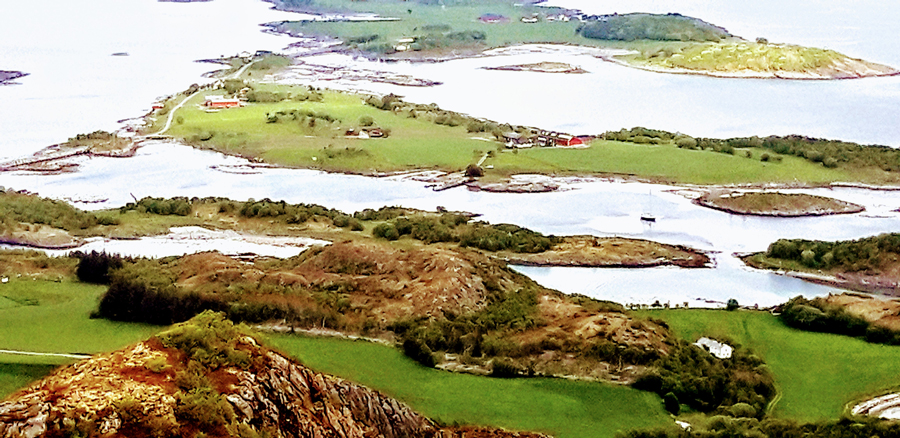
left=0, top=315, right=549, bottom=438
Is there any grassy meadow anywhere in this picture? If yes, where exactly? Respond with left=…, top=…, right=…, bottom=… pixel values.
left=639, top=309, right=900, bottom=421
left=271, top=334, right=671, bottom=438
left=163, top=87, right=861, bottom=185
left=0, top=278, right=157, bottom=397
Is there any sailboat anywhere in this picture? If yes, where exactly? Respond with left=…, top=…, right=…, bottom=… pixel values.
left=640, top=190, right=657, bottom=222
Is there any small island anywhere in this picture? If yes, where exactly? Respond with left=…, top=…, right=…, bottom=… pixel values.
left=0, top=70, right=27, bottom=85
left=484, top=62, right=586, bottom=74
left=496, top=236, right=710, bottom=268
left=696, top=191, right=864, bottom=217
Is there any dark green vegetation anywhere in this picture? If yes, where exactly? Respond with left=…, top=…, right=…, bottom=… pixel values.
left=577, top=13, right=731, bottom=42
left=605, top=128, right=900, bottom=178
left=372, top=212, right=555, bottom=252
left=633, top=341, right=775, bottom=417
left=639, top=309, right=900, bottom=421
left=272, top=334, right=670, bottom=438
left=756, top=233, right=900, bottom=272
left=779, top=296, right=900, bottom=345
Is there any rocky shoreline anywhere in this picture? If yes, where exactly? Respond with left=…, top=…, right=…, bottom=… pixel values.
left=694, top=192, right=866, bottom=217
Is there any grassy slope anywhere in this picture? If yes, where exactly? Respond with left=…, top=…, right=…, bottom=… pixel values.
left=0, top=279, right=158, bottom=398
left=627, top=42, right=885, bottom=74
left=166, top=88, right=857, bottom=184
left=271, top=334, right=670, bottom=438
left=640, top=309, right=900, bottom=421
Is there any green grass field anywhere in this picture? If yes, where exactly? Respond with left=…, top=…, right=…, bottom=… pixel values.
left=0, top=278, right=158, bottom=398
left=164, top=87, right=862, bottom=185
left=270, top=334, right=670, bottom=438
left=639, top=309, right=900, bottom=421
left=628, top=42, right=857, bottom=73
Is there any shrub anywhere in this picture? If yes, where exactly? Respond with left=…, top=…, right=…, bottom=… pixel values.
left=729, top=402, right=757, bottom=418
left=663, top=392, right=680, bottom=415
left=465, top=164, right=484, bottom=178
left=726, top=298, right=739, bottom=311
left=491, top=358, right=524, bottom=378
left=74, top=251, right=126, bottom=284
left=358, top=115, right=375, bottom=126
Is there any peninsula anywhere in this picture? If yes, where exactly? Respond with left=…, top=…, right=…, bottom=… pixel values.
left=0, top=71, right=27, bottom=85
left=264, top=0, right=896, bottom=80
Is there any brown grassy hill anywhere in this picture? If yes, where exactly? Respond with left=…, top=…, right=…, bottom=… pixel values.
left=0, top=313, right=548, bottom=438
left=99, top=241, right=673, bottom=382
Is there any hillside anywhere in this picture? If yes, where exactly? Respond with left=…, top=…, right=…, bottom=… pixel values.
left=95, top=241, right=674, bottom=383
left=0, top=312, right=547, bottom=438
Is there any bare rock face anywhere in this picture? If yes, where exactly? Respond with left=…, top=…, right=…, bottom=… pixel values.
left=0, top=313, right=550, bottom=438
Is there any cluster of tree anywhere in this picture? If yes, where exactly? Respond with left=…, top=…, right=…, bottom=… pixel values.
left=632, top=340, right=776, bottom=417
left=577, top=13, right=731, bottom=42
left=265, top=108, right=336, bottom=125
left=73, top=251, right=127, bottom=284
left=765, top=233, right=900, bottom=272
left=372, top=213, right=557, bottom=252
left=235, top=198, right=363, bottom=230
left=605, top=128, right=900, bottom=171
left=0, top=190, right=107, bottom=232
left=779, top=296, right=900, bottom=345
left=619, top=417, right=900, bottom=438
left=120, top=196, right=193, bottom=216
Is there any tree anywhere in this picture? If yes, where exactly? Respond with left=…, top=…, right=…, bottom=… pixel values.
left=726, top=298, right=739, bottom=311
left=359, top=115, right=375, bottom=127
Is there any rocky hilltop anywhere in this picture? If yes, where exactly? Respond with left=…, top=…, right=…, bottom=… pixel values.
left=0, top=313, right=547, bottom=438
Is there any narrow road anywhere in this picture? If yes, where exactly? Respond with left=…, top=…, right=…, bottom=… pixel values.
left=153, top=59, right=258, bottom=136
left=0, top=349, right=90, bottom=359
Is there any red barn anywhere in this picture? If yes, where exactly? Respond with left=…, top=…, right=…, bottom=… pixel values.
left=555, top=134, right=584, bottom=147
left=204, top=96, right=242, bottom=109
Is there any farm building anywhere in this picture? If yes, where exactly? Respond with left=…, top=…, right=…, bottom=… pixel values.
left=555, top=134, right=584, bottom=147
left=204, top=96, right=242, bottom=109
left=479, top=14, right=508, bottom=23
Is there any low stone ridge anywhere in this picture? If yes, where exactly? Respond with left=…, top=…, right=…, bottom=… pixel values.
left=0, top=314, right=548, bottom=438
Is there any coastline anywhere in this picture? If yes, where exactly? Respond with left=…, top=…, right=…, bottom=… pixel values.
left=600, top=55, right=900, bottom=80
left=741, top=255, right=899, bottom=296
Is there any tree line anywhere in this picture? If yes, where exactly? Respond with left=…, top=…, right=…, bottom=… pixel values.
left=605, top=127, right=900, bottom=173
